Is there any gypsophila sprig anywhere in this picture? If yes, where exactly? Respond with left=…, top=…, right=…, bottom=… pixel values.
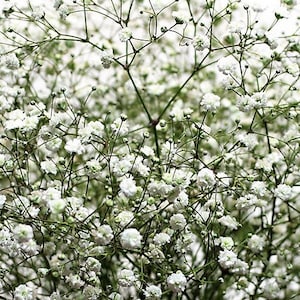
left=0, top=0, right=299, bottom=299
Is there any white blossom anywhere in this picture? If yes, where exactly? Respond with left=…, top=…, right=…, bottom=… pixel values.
left=144, top=285, right=162, bottom=299
left=93, top=224, right=114, bottom=246
left=118, top=269, right=136, bottom=287
left=248, top=234, right=265, bottom=253
left=120, top=176, right=137, bottom=197
left=167, top=270, right=187, bottom=292
left=201, top=93, right=221, bottom=112
left=120, top=228, right=142, bottom=250
left=119, top=28, right=132, bottom=42
left=41, top=160, right=57, bottom=175
left=170, top=213, right=187, bottom=230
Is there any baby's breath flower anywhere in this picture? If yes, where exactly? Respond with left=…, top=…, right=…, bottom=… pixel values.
left=170, top=213, right=187, bottom=230
left=41, top=160, right=57, bottom=175
left=248, top=234, right=265, bottom=253
left=120, top=176, right=137, bottom=197
left=118, top=269, right=136, bottom=287
left=167, top=270, right=187, bottom=292
left=144, top=285, right=162, bottom=299
left=120, top=228, right=142, bottom=250
left=119, top=28, right=132, bottom=42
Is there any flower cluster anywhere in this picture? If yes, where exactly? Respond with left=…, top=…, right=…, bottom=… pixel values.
left=0, top=0, right=299, bottom=299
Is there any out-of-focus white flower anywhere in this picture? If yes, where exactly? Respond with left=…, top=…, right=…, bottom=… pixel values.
left=260, top=278, right=280, bottom=299
left=0, top=195, right=6, bottom=209
left=201, top=93, right=221, bottom=112
left=48, top=198, right=66, bottom=214
left=167, top=270, right=187, bottom=292
left=140, top=145, right=155, bottom=157
left=144, top=285, right=162, bottom=299
left=41, top=160, right=57, bottom=175
left=248, top=234, right=265, bottom=253
left=119, top=28, right=132, bottom=42
left=217, top=56, right=238, bottom=75
left=251, top=181, right=267, bottom=197
left=274, top=184, right=293, bottom=201
left=218, top=215, right=239, bottom=230
left=116, top=211, right=134, bottom=227
left=120, top=228, right=142, bottom=250
left=193, top=34, right=210, bottom=51
left=65, top=138, right=85, bottom=154
left=197, top=168, right=216, bottom=188
left=172, top=11, right=190, bottom=24
left=5, top=53, right=20, bottom=69
left=66, top=274, right=84, bottom=288
left=13, top=224, right=33, bottom=243
left=118, top=269, right=136, bottom=287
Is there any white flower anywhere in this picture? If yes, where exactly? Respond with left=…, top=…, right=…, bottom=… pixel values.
left=48, top=198, right=66, bottom=214
left=119, top=28, right=132, bottom=42
left=118, top=269, right=136, bottom=287
left=193, top=34, right=210, bottom=51
left=22, top=115, right=39, bottom=132
left=217, top=56, right=238, bottom=75
left=4, top=109, right=26, bottom=130
left=14, top=284, right=34, bottom=300
left=238, top=133, right=258, bottom=150
left=93, top=224, right=114, bottom=246
left=116, top=211, right=134, bottom=227
left=120, top=228, right=142, bottom=250
left=197, top=168, right=216, bottom=188
left=31, top=6, right=45, bottom=20
left=13, top=224, right=33, bottom=243
left=140, top=145, right=155, bottom=157
left=242, top=0, right=267, bottom=12
left=227, top=20, right=245, bottom=34
left=41, top=160, right=57, bottom=175
left=108, top=292, right=123, bottom=300
left=144, top=285, right=162, bottom=299
left=101, top=51, right=114, bottom=69
left=219, top=237, right=234, bottom=250
left=201, top=93, right=221, bottom=112
left=0, top=95, right=13, bottom=112
left=236, top=193, right=259, bottom=209
left=5, top=53, right=20, bottom=69
left=111, top=117, right=128, bottom=135
left=218, top=249, right=238, bottom=269
left=167, top=270, right=187, bottom=292
left=237, top=92, right=267, bottom=112
left=274, top=184, right=293, bottom=201
left=66, top=274, right=84, bottom=288
left=218, top=215, right=239, bottom=230
left=251, top=181, right=267, bottom=197
left=65, top=138, right=85, bottom=154
left=153, top=232, right=171, bottom=246
left=172, top=11, right=190, bottom=24
left=86, top=257, right=102, bottom=273
left=120, top=176, right=137, bottom=197
left=260, top=278, right=280, bottom=299
left=79, top=120, right=104, bottom=142
left=0, top=195, right=6, bottom=209
left=248, top=234, right=265, bottom=253
left=170, top=213, right=187, bottom=230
